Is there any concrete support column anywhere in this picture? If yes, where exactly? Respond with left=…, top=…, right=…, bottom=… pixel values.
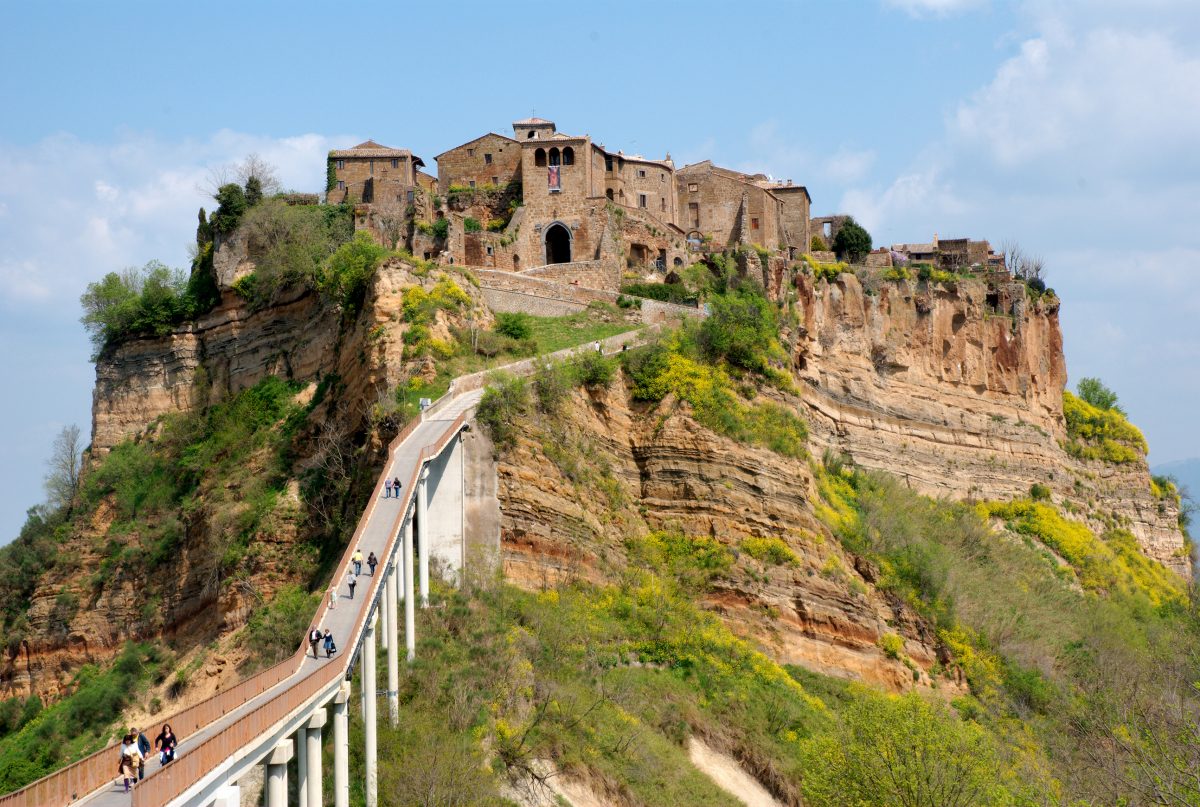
left=306, top=708, right=327, bottom=807
left=379, top=576, right=388, bottom=651
left=296, top=722, right=308, bottom=807
left=417, top=470, right=430, bottom=607
left=385, top=565, right=399, bottom=727
left=265, top=739, right=293, bottom=807
left=403, top=514, right=416, bottom=662
left=363, top=611, right=379, bottom=807
left=333, top=684, right=350, bottom=807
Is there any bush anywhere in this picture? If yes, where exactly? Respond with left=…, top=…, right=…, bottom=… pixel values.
left=810, top=235, right=828, bottom=251
left=832, top=217, right=872, bottom=264
left=1029, top=483, right=1052, bottom=501
left=878, top=632, right=904, bottom=659
left=476, top=374, right=530, bottom=449
left=1062, top=391, right=1146, bottom=464
left=532, top=361, right=572, bottom=415
left=210, top=183, right=248, bottom=233
left=430, top=217, right=450, bottom=240
left=486, top=218, right=506, bottom=232
left=244, top=584, right=319, bottom=667
left=493, top=312, right=533, bottom=340
left=569, top=350, right=617, bottom=389
left=699, top=285, right=783, bottom=373
left=80, top=261, right=196, bottom=355
left=803, top=253, right=848, bottom=282
left=619, top=282, right=696, bottom=305
left=319, top=231, right=387, bottom=314
left=463, top=217, right=482, bottom=233
left=882, top=265, right=911, bottom=281
left=741, top=536, right=799, bottom=566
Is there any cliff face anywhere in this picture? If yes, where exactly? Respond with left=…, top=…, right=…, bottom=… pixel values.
left=5, top=247, right=491, bottom=700
left=496, top=381, right=957, bottom=694
left=790, top=273, right=1187, bottom=576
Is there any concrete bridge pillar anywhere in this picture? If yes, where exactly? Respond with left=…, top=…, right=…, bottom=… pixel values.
left=363, top=611, right=379, bottom=807
left=404, top=513, right=416, bottom=661
left=264, top=739, right=293, bottom=807
left=305, top=708, right=327, bottom=807
left=333, top=683, right=350, bottom=807
left=385, top=563, right=399, bottom=727
left=296, top=719, right=308, bottom=807
left=417, top=470, right=430, bottom=607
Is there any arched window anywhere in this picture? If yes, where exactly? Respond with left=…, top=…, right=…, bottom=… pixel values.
left=534, top=148, right=546, bottom=167
left=605, top=188, right=614, bottom=200
left=562, top=147, right=574, bottom=166
left=548, top=147, right=560, bottom=167
left=527, top=130, right=537, bottom=139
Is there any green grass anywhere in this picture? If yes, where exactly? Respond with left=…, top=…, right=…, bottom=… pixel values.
left=524, top=305, right=639, bottom=353
left=0, top=643, right=170, bottom=792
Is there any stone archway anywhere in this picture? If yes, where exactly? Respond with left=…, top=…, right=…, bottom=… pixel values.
left=545, top=223, right=572, bottom=264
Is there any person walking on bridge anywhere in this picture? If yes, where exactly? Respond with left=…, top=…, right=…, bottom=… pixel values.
left=393, top=475, right=402, bottom=494
left=309, top=626, right=323, bottom=659
left=133, top=727, right=150, bottom=781
left=348, top=570, right=357, bottom=599
left=352, top=548, right=364, bottom=576
left=367, top=551, right=378, bottom=576
left=323, top=628, right=336, bottom=658
left=383, top=477, right=393, bottom=498
left=118, top=733, right=142, bottom=793
left=154, top=724, right=177, bottom=765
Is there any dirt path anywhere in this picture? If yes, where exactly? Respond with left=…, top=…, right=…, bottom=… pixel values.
left=687, top=737, right=785, bottom=807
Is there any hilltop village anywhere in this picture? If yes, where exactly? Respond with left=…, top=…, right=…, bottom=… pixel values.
left=321, top=116, right=1004, bottom=289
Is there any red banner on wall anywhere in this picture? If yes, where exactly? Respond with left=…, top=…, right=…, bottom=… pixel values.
left=548, top=166, right=560, bottom=191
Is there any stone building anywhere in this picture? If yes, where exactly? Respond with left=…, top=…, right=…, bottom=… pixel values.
left=434, top=132, right=522, bottom=195
left=327, top=140, right=425, bottom=207
left=891, top=234, right=1004, bottom=271
left=676, top=161, right=809, bottom=253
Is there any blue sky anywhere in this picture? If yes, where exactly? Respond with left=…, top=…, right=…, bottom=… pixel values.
left=2, top=0, right=1199, bottom=541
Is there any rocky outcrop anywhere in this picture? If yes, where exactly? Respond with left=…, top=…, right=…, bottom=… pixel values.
left=496, top=380, right=957, bottom=693
left=790, top=272, right=1188, bottom=576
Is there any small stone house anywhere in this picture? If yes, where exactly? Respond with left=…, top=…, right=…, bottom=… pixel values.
left=327, top=140, right=425, bottom=207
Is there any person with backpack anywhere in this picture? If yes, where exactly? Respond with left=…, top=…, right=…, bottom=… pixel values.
left=133, top=727, right=151, bottom=780
left=352, top=548, right=364, bottom=576
left=323, top=628, right=336, bottom=658
left=367, top=551, right=378, bottom=576
left=118, top=733, right=142, bottom=792
left=347, top=571, right=357, bottom=599
left=154, top=724, right=177, bottom=765
left=308, top=626, right=323, bottom=659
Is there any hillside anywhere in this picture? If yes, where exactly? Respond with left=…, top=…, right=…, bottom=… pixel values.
left=0, top=191, right=1195, bottom=805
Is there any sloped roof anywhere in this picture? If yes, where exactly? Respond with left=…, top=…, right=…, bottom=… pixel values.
left=513, top=117, right=554, bottom=125
left=434, top=132, right=518, bottom=160
left=329, top=140, right=415, bottom=158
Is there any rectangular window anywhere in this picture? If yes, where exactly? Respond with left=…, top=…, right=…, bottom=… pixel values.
left=369, top=160, right=374, bottom=175
left=406, top=190, right=415, bottom=202
left=751, top=217, right=760, bottom=230
left=336, top=159, right=345, bottom=170
left=661, top=198, right=666, bottom=211
left=660, top=173, right=665, bottom=182
left=605, top=155, right=613, bottom=172
left=337, top=180, right=345, bottom=190
left=391, top=158, right=399, bottom=169
left=467, top=148, right=474, bottom=157
left=491, top=176, right=498, bottom=185
left=484, top=153, right=493, bottom=165
left=468, top=180, right=476, bottom=188
left=638, top=169, right=646, bottom=178
left=689, top=202, right=699, bottom=226
left=688, top=183, right=698, bottom=192
left=638, top=194, right=647, bottom=208
left=486, top=245, right=494, bottom=256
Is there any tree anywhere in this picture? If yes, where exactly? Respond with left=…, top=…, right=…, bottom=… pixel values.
left=44, top=425, right=82, bottom=514
left=1000, top=239, right=1046, bottom=282
left=244, top=175, right=263, bottom=207
left=80, top=261, right=190, bottom=353
left=832, top=217, right=872, bottom=264
left=800, top=692, right=1016, bottom=807
left=1076, top=377, right=1124, bottom=414
left=234, top=153, right=282, bottom=196
left=210, top=183, right=248, bottom=234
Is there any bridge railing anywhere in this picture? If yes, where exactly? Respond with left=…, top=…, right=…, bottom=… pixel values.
left=131, top=411, right=467, bottom=807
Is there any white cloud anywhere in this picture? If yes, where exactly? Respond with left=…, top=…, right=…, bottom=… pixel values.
left=884, top=0, right=986, bottom=17
left=840, top=5, right=1200, bottom=462
left=823, top=148, right=877, bottom=184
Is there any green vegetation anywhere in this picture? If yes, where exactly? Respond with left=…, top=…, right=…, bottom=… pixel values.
left=244, top=584, right=320, bottom=667
left=741, top=535, right=800, bottom=566
left=810, top=234, right=828, bottom=251
left=832, top=217, right=872, bottom=264
left=813, top=459, right=1198, bottom=804
left=1062, top=387, right=1146, bottom=464
left=881, top=264, right=912, bottom=281
left=80, top=261, right=210, bottom=357
left=463, top=216, right=482, bottom=233
left=430, top=217, right=450, bottom=240
left=318, top=231, right=388, bottom=315
left=801, top=252, right=848, bottom=282
left=1075, top=376, right=1124, bottom=414
left=492, top=311, right=532, bottom=341
left=0, top=642, right=169, bottom=792
left=619, top=282, right=697, bottom=306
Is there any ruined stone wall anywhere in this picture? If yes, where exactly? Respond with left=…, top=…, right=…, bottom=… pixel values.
left=436, top=133, right=521, bottom=195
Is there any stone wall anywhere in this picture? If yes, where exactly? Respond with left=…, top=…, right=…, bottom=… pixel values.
left=677, top=164, right=785, bottom=249
left=328, top=155, right=416, bottom=206
left=436, top=133, right=521, bottom=196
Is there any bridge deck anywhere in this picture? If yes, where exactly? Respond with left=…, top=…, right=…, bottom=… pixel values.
left=78, top=391, right=482, bottom=806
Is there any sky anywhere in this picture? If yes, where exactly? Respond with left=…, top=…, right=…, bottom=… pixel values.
left=1, top=0, right=1198, bottom=542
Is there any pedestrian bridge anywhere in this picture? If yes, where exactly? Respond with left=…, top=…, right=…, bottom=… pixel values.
left=0, top=388, right=482, bottom=807
left=0, top=324, right=660, bottom=807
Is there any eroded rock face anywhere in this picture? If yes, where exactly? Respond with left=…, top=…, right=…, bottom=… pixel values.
left=791, top=273, right=1188, bottom=576
left=496, top=380, right=957, bottom=694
